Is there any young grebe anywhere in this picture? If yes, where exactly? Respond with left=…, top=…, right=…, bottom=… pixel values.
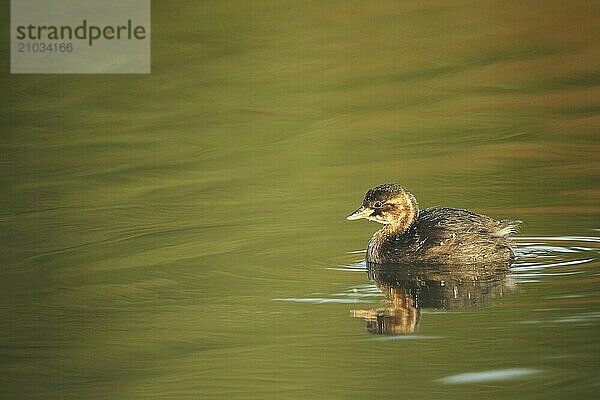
left=347, top=184, right=520, bottom=265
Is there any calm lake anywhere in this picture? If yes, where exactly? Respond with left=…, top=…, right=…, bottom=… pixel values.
left=2, top=1, right=599, bottom=399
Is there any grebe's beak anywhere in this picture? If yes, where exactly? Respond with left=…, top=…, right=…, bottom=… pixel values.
left=346, top=206, right=373, bottom=221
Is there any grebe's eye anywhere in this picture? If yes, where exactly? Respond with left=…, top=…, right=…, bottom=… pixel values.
left=373, top=201, right=383, bottom=208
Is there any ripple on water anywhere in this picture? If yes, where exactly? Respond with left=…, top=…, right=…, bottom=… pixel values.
left=283, top=236, right=599, bottom=326
left=328, top=259, right=367, bottom=272
left=272, top=284, right=383, bottom=304
left=369, top=335, right=443, bottom=341
left=272, top=297, right=376, bottom=304
left=437, top=368, right=541, bottom=384
left=511, top=235, right=598, bottom=280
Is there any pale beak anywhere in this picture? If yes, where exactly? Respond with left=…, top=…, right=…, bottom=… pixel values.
left=346, top=206, right=374, bottom=221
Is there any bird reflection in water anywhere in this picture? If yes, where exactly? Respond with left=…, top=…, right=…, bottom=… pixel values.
left=352, top=262, right=513, bottom=335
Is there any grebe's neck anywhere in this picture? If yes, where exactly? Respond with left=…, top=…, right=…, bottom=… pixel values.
left=372, top=212, right=417, bottom=244
left=380, top=188, right=419, bottom=236
left=367, top=194, right=419, bottom=263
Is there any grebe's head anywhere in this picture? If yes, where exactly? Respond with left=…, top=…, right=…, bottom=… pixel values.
left=346, top=184, right=418, bottom=225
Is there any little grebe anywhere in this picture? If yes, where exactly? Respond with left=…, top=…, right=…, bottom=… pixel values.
left=347, top=184, right=520, bottom=265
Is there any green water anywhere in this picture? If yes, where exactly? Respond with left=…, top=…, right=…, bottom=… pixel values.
left=2, top=1, right=599, bottom=399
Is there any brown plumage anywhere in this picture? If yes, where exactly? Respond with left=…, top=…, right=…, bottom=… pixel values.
left=347, top=184, right=521, bottom=265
